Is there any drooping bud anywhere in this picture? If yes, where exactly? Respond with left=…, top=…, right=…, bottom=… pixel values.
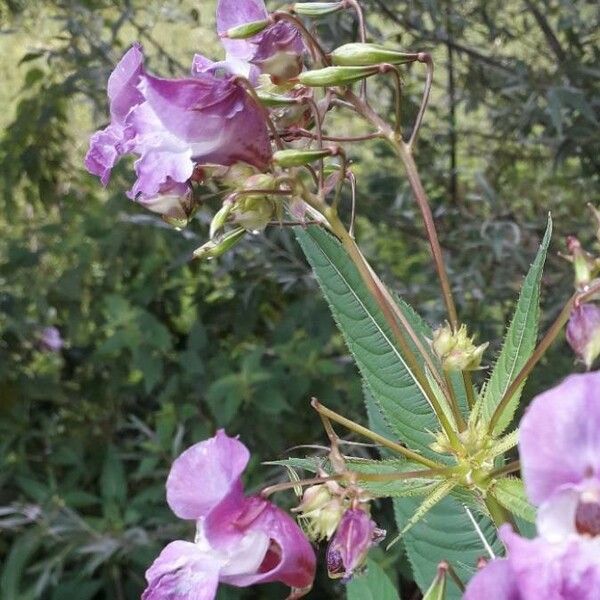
left=331, top=43, right=418, bottom=67
left=230, top=174, right=279, bottom=233
left=221, top=19, right=269, bottom=40
left=431, top=323, right=488, bottom=372
left=293, top=2, right=344, bottom=17
left=326, top=508, right=385, bottom=581
left=210, top=200, right=233, bottom=239
left=566, top=304, right=600, bottom=369
left=422, top=562, right=449, bottom=600
left=298, top=65, right=379, bottom=87
left=273, top=148, right=333, bottom=167
left=193, top=228, right=246, bottom=260
left=563, top=236, right=600, bottom=288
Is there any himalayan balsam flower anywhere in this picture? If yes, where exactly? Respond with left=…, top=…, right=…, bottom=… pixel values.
left=465, top=372, right=600, bottom=599
left=39, top=326, right=63, bottom=352
left=85, top=43, right=271, bottom=212
left=326, top=508, right=385, bottom=581
left=142, top=430, right=315, bottom=599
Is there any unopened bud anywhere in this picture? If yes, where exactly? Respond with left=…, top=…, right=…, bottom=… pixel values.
left=566, top=304, right=600, bottom=369
left=432, top=323, right=488, bottom=372
left=254, top=52, right=304, bottom=83
left=331, top=43, right=418, bottom=67
left=563, top=236, right=600, bottom=288
left=193, top=228, right=246, bottom=260
left=296, top=485, right=345, bottom=541
left=422, top=562, right=448, bottom=600
left=273, top=148, right=333, bottom=167
left=293, top=2, right=344, bottom=17
left=222, top=19, right=269, bottom=39
left=210, top=200, right=233, bottom=239
left=326, top=508, right=385, bottom=581
left=298, top=65, right=379, bottom=87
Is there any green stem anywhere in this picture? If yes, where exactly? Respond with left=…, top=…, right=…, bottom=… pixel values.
left=325, top=211, right=463, bottom=450
left=311, top=399, right=443, bottom=469
left=462, top=371, right=477, bottom=410
left=488, top=296, right=574, bottom=433
left=444, top=373, right=466, bottom=431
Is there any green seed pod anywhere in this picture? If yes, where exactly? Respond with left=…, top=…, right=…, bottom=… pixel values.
left=298, top=65, right=379, bottom=87
left=193, top=228, right=246, bottom=260
left=331, top=43, right=418, bottom=66
left=223, top=19, right=269, bottom=39
left=273, top=148, right=332, bottom=167
left=293, top=2, right=344, bottom=17
left=422, top=562, right=448, bottom=600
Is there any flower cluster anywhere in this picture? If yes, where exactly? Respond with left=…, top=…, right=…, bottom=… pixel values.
left=85, top=0, right=306, bottom=228
left=465, top=372, right=600, bottom=599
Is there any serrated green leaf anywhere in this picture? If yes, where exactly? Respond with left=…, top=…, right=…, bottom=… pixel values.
left=296, top=226, right=439, bottom=457
left=394, top=495, right=502, bottom=599
left=480, top=217, right=552, bottom=435
left=347, top=558, right=401, bottom=600
left=491, top=477, right=536, bottom=523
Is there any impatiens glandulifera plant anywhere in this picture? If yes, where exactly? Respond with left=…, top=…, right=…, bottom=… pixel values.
left=85, top=0, right=600, bottom=597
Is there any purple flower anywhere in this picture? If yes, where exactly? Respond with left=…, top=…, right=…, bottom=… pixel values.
left=464, top=372, right=600, bottom=599
left=216, top=0, right=305, bottom=81
left=326, top=508, right=385, bottom=581
left=39, top=326, right=63, bottom=352
left=85, top=44, right=272, bottom=208
left=566, top=304, right=600, bottom=369
left=143, top=430, right=316, bottom=599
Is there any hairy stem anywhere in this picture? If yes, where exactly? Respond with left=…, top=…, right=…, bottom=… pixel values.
left=311, top=399, right=442, bottom=469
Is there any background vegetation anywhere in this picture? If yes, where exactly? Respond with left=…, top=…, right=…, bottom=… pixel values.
left=0, top=1, right=598, bottom=598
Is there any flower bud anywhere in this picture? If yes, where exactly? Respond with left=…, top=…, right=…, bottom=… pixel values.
left=298, top=65, right=379, bottom=87
left=566, top=304, right=600, bottom=369
left=326, top=508, right=385, bottom=581
left=423, top=562, right=448, bottom=600
left=295, top=485, right=345, bottom=541
left=273, top=148, right=333, bottom=167
left=564, top=236, right=600, bottom=288
left=432, top=323, right=488, bottom=372
left=193, top=228, right=246, bottom=260
left=210, top=200, right=233, bottom=239
left=331, top=43, right=418, bottom=67
left=293, top=2, right=344, bottom=17
left=222, top=19, right=269, bottom=40
left=136, top=180, right=195, bottom=227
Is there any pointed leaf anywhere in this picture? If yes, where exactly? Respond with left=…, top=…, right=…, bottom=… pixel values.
left=296, top=226, right=438, bottom=456
left=491, top=477, right=536, bottom=524
left=480, top=217, right=552, bottom=434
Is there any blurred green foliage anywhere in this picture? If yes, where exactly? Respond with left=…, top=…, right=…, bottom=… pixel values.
left=0, top=0, right=598, bottom=598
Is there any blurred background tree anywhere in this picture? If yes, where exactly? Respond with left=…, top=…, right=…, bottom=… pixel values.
left=0, top=1, right=598, bottom=598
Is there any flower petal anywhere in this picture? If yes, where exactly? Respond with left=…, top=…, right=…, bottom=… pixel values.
left=208, top=496, right=316, bottom=590
left=519, top=371, right=600, bottom=505
left=142, top=541, right=222, bottom=600
left=166, top=430, right=249, bottom=520
left=502, top=525, right=600, bottom=600
left=463, top=559, right=520, bottom=600
left=107, top=42, right=145, bottom=124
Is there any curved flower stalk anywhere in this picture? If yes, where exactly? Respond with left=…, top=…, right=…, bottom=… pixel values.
left=465, top=372, right=600, bottom=599
left=85, top=0, right=600, bottom=595
left=143, top=431, right=315, bottom=599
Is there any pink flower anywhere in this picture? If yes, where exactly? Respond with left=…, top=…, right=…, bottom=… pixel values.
left=465, top=372, right=600, bottom=599
left=85, top=44, right=272, bottom=211
left=142, top=430, right=315, bottom=599
left=39, top=326, right=63, bottom=352
left=566, top=304, right=600, bottom=369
